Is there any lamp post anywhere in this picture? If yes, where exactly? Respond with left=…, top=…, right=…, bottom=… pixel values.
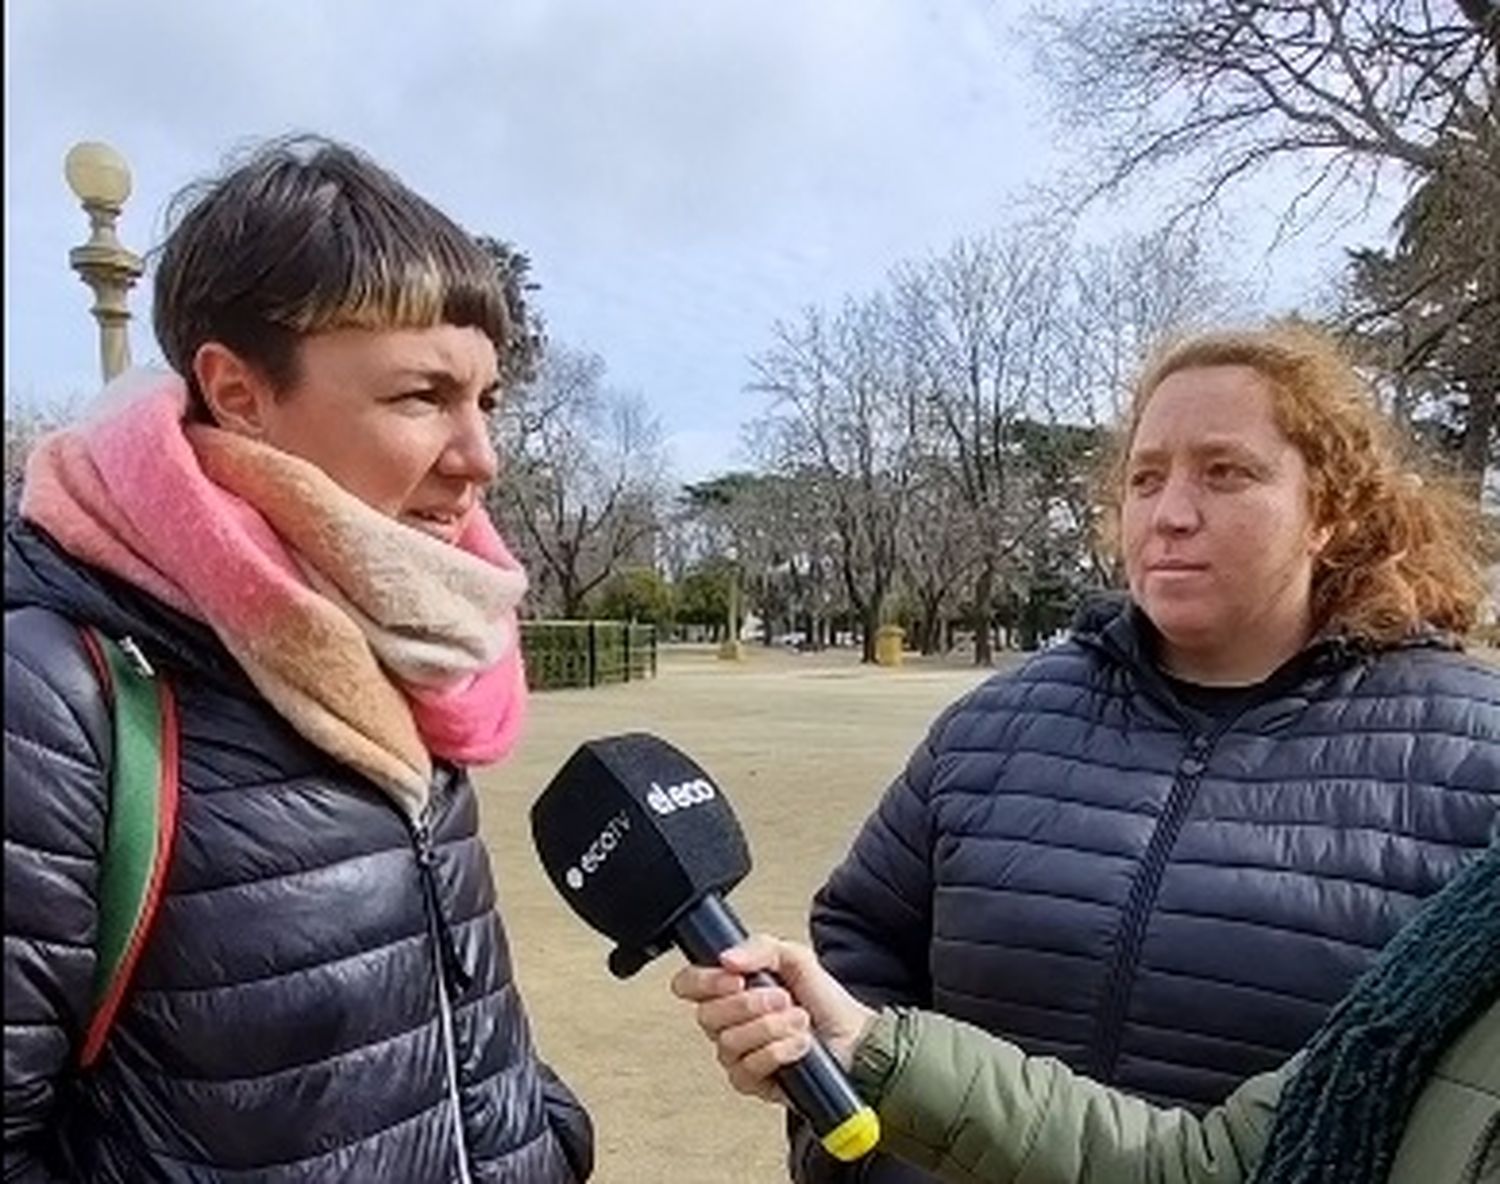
left=64, top=141, right=143, bottom=383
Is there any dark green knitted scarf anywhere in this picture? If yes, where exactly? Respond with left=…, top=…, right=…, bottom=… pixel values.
left=1253, top=840, right=1500, bottom=1184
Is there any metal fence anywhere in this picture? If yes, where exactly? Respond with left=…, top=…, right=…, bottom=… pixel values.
left=519, top=621, right=658, bottom=690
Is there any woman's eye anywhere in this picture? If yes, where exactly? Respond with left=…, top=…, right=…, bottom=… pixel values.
left=1206, top=462, right=1251, bottom=484
left=389, top=390, right=444, bottom=412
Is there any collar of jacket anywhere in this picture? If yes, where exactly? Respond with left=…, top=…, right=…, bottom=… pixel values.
left=1068, top=590, right=1457, bottom=720
left=6, top=519, right=256, bottom=697
left=8, top=520, right=471, bottom=794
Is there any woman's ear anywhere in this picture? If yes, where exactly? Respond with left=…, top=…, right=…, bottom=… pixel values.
left=193, top=342, right=273, bottom=437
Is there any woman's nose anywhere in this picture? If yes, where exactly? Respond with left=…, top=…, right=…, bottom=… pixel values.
left=1153, top=472, right=1201, bottom=533
left=440, top=408, right=499, bottom=485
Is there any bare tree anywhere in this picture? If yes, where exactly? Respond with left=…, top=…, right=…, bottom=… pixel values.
left=736, top=223, right=1230, bottom=661
left=892, top=231, right=1071, bottom=663
left=767, top=471, right=846, bottom=649
left=749, top=297, right=916, bottom=662
left=1037, top=0, right=1499, bottom=486
left=899, top=455, right=980, bottom=655
left=1060, top=226, right=1235, bottom=424
left=491, top=345, right=666, bottom=617
left=1037, top=225, right=1235, bottom=585
left=1038, top=0, right=1497, bottom=229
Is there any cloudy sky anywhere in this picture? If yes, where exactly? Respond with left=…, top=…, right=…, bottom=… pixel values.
left=5, top=0, right=1395, bottom=480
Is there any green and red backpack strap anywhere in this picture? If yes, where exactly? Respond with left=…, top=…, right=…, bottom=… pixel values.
left=75, top=628, right=180, bottom=1070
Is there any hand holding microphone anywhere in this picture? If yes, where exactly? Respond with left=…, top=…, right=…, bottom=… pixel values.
left=530, top=733, right=882, bottom=1163
left=670, top=934, right=877, bottom=1106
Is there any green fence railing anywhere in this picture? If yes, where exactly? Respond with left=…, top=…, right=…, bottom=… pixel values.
left=519, top=621, right=658, bottom=691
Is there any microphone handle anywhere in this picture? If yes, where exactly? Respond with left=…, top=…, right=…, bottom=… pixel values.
left=672, top=894, right=879, bottom=1159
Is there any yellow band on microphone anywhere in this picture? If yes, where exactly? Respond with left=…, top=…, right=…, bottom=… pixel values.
left=820, top=1106, right=881, bottom=1161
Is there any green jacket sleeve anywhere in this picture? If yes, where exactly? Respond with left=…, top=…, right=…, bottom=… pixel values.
left=849, top=1008, right=1290, bottom=1184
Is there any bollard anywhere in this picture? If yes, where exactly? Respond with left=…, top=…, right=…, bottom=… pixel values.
left=874, top=624, right=905, bottom=668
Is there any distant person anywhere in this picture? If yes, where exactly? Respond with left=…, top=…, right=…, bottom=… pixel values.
left=4, top=136, right=592, bottom=1181
left=673, top=833, right=1500, bottom=1183
left=782, top=323, right=1500, bottom=1182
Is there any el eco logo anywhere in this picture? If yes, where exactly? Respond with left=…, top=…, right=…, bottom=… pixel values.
left=645, top=776, right=717, bottom=816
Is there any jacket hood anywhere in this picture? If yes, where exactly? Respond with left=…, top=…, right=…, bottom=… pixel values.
left=5, top=519, right=252, bottom=693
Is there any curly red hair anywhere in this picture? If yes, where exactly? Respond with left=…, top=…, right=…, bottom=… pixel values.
left=1100, top=322, right=1489, bottom=643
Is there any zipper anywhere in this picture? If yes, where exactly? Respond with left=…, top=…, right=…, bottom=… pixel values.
left=1087, top=727, right=1219, bottom=1083
left=1077, top=610, right=1362, bottom=1082
left=413, top=810, right=475, bottom=1184
left=117, top=635, right=155, bottom=678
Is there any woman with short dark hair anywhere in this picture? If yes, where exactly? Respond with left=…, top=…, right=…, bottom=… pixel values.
left=4, top=136, right=592, bottom=1182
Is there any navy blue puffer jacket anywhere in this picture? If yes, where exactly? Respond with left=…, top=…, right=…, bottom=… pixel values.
left=793, top=596, right=1500, bottom=1184
left=3, top=523, right=593, bottom=1183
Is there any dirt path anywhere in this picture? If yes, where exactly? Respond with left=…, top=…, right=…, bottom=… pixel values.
left=478, top=644, right=1005, bottom=1183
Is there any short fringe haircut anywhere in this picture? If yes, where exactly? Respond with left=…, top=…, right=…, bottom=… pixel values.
left=152, top=134, right=509, bottom=418
left=1100, top=322, right=1489, bottom=643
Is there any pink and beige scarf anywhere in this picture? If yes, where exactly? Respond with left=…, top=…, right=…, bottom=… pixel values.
left=21, top=369, right=529, bottom=818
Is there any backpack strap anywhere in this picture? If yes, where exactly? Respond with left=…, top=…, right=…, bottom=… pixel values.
left=75, top=628, right=181, bottom=1070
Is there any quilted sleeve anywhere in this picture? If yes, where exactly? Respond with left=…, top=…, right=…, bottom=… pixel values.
left=789, top=713, right=951, bottom=1184
left=853, top=1008, right=1284, bottom=1184
left=810, top=718, right=945, bottom=1009
left=4, top=611, right=112, bottom=1183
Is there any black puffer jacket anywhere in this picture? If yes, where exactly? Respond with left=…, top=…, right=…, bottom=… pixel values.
left=793, top=596, right=1500, bottom=1184
left=3, top=523, right=593, bottom=1183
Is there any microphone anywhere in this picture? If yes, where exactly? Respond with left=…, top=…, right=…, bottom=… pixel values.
left=530, top=733, right=881, bottom=1163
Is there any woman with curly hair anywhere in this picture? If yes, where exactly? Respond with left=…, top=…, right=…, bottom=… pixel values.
left=770, top=323, right=1500, bottom=1184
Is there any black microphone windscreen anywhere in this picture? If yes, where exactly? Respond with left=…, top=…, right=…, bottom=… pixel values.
left=531, top=733, right=751, bottom=960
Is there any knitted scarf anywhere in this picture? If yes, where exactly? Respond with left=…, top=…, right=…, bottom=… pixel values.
left=20, top=369, right=530, bottom=819
left=1253, top=839, right=1500, bottom=1183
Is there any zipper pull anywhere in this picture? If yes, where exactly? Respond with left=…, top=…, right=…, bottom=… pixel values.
left=413, top=820, right=473, bottom=996
left=413, top=819, right=435, bottom=865
left=116, top=636, right=155, bottom=679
